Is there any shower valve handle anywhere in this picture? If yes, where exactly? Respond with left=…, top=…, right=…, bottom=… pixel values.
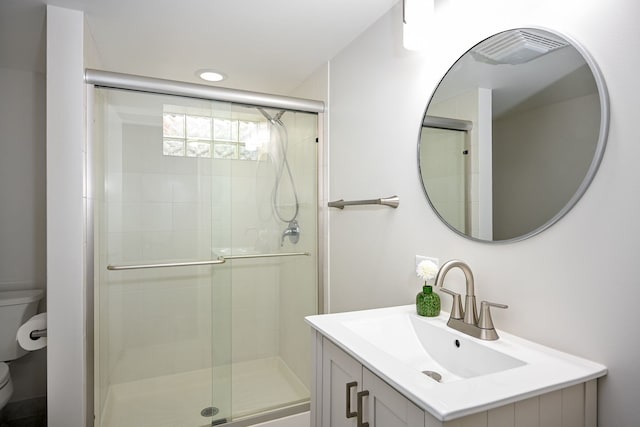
left=281, top=220, right=300, bottom=246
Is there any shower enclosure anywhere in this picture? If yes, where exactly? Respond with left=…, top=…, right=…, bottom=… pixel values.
left=90, top=76, right=321, bottom=427
left=420, top=125, right=470, bottom=233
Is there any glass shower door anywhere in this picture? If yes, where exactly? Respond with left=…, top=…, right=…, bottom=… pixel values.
left=419, top=127, right=469, bottom=234
left=94, top=86, right=319, bottom=426
left=221, top=107, right=318, bottom=421
left=94, top=88, right=232, bottom=427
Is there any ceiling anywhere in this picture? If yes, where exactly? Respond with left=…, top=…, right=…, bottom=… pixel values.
left=430, top=30, right=595, bottom=118
left=0, top=0, right=398, bottom=95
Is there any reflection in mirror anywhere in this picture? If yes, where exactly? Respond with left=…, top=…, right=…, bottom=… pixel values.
left=419, top=28, right=608, bottom=242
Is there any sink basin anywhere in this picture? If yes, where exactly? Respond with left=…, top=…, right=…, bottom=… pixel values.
left=306, top=305, right=607, bottom=421
left=344, top=312, right=525, bottom=382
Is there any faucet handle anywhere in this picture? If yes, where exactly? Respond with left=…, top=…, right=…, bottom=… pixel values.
left=478, top=301, right=508, bottom=330
left=440, top=287, right=464, bottom=320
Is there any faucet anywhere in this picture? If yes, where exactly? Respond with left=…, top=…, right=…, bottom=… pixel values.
left=434, top=259, right=508, bottom=340
left=281, top=219, right=300, bottom=246
left=434, top=260, right=478, bottom=325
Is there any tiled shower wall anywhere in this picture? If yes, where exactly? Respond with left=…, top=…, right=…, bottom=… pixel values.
left=101, top=114, right=282, bottom=384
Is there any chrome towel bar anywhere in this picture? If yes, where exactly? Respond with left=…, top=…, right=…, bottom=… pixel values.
left=106, top=251, right=310, bottom=271
left=328, top=195, right=399, bottom=210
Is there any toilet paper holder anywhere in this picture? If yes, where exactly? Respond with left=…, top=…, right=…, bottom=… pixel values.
left=30, top=329, right=47, bottom=340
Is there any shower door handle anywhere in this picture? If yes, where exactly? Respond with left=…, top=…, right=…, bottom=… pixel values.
left=106, top=258, right=226, bottom=271
left=106, top=251, right=309, bottom=271
left=345, top=381, right=358, bottom=418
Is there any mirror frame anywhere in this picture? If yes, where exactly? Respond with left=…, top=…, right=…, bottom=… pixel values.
left=417, top=27, right=610, bottom=243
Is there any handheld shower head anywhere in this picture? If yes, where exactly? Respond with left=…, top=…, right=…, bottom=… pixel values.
left=257, top=107, right=275, bottom=124
left=257, top=107, right=286, bottom=126
left=273, top=110, right=286, bottom=124
left=255, top=107, right=299, bottom=225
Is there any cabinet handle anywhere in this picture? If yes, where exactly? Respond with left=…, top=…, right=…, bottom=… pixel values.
left=345, top=381, right=358, bottom=418
left=357, top=390, right=369, bottom=427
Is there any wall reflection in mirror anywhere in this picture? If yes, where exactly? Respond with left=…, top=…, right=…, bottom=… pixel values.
left=418, top=28, right=609, bottom=242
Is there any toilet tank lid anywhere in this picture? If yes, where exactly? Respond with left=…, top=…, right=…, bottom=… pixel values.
left=0, top=290, right=44, bottom=306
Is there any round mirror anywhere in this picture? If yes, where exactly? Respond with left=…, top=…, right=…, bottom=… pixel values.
left=418, top=28, right=609, bottom=242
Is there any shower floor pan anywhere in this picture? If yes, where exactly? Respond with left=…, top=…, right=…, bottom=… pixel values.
left=100, top=356, right=309, bottom=427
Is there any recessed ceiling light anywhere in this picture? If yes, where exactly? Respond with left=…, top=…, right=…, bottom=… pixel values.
left=197, top=69, right=226, bottom=82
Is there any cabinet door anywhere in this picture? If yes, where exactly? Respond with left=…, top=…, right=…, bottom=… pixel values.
left=322, top=338, right=363, bottom=427
left=362, top=368, right=424, bottom=427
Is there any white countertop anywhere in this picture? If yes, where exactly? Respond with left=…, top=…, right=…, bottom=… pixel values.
left=306, top=305, right=607, bottom=421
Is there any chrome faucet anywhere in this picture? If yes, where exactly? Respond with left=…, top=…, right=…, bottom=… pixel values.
left=281, top=219, right=300, bottom=246
left=434, top=259, right=508, bottom=340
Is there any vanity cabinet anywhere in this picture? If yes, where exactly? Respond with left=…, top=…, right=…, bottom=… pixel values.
left=320, top=337, right=423, bottom=427
left=312, top=332, right=598, bottom=427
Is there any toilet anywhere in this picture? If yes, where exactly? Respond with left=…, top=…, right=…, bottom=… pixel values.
left=0, top=289, right=44, bottom=410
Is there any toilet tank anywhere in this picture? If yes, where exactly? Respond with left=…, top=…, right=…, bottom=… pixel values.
left=0, top=290, right=44, bottom=361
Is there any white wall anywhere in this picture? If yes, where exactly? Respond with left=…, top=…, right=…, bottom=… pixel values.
left=0, top=65, right=47, bottom=403
left=46, top=5, right=87, bottom=427
left=493, top=92, right=600, bottom=240
left=0, top=3, right=48, bottom=407
left=0, top=0, right=48, bottom=409
left=0, top=67, right=46, bottom=293
left=328, top=0, right=640, bottom=425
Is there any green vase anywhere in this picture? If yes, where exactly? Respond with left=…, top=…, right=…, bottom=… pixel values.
left=416, top=285, right=440, bottom=317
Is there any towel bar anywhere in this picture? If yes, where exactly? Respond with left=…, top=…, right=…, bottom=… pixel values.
left=328, top=195, right=399, bottom=209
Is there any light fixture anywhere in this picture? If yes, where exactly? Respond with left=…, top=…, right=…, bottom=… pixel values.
left=402, top=0, right=434, bottom=51
left=197, top=69, right=226, bottom=82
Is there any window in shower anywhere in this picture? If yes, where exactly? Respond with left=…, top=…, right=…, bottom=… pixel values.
left=162, top=107, right=270, bottom=160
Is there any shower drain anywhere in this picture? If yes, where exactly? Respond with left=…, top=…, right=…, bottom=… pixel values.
left=201, top=406, right=220, bottom=417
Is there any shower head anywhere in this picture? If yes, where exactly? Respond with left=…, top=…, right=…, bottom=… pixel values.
left=257, top=107, right=273, bottom=123
left=274, top=110, right=285, bottom=122
left=257, top=107, right=286, bottom=126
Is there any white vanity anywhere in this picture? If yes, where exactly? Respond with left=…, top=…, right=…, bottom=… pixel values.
left=306, top=305, right=606, bottom=427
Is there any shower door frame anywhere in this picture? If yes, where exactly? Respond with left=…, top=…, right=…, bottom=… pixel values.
left=421, top=116, right=473, bottom=235
left=86, top=69, right=327, bottom=427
